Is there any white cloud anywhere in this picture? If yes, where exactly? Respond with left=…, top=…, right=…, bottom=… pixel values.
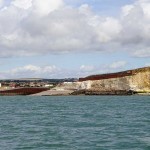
left=96, top=17, right=122, bottom=43
left=11, top=0, right=32, bottom=9
left=80, top=65, right=95, bottom=72
left=0, top=1, right=121, bottom=56
left=0, top=0, right=4, bottom=7
left=109, top=61, right=127, bottom=69
left=0, top=65, right=60, bottom=79
left=0, top=61, right=128, bottom=79
left=78, top=61, right=127, bottom=77
left=120, top=0, right=150, bottom=49
left=133, top=48, right=150, bottom=57
left=32, top=0, right=64, bottom=16
left=121, top=4, right=134, bottom=17
left=0, top=0, right=149, bottom=57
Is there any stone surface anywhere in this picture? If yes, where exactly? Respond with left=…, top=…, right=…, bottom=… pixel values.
left=58, top=67, right=150, bottom=95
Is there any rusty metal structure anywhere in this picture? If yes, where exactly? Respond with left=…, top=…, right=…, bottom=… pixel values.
left=79, top=67, right=150, bottom=82
left=0, top=87, right=49, bottom=96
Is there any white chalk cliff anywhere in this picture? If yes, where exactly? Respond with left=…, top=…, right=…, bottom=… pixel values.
left=57, top=67, right=150, bottom=94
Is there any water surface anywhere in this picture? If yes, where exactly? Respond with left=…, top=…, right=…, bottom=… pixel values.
left=0, top=96, right=149, bottom=150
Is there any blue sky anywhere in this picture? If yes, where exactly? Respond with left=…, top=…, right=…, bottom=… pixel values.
left=0, top=0, right=149, bottom=79
left=65, top=0, right=135, bottom=15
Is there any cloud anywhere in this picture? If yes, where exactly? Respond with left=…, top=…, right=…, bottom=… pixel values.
left=0, top=65, right=60, bottom=79
left=11, top=0, right=32, bottom=9
left=32, top=0, right=64, bottom=16
left=0, top=0, right=150, bottom=57
left=78, top=61, right=127, bottom=77
left=0, top=61, right=127, bottom=79
left=119, top=0, right=150, bottom=57
left=0, top=0, right=4, bottom=7
left=80, top=65, right=95, bottom=72
left=132, top=48, right=150, bottom=57
left=109, top=61, right=127, bottom=69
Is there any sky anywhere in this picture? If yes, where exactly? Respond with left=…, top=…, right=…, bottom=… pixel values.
left=0, top=0, right=150, bottom=79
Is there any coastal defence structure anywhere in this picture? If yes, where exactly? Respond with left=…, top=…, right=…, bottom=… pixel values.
left=0, top=87, right=49, bottom=96
left=79, top=67, right=149, bottom=81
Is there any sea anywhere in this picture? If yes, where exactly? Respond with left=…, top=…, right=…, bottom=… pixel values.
left=0, top=96, right=149, bottom=150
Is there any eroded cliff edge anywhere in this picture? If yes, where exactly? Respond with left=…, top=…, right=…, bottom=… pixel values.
left=56, top=67, right=150, bottom=95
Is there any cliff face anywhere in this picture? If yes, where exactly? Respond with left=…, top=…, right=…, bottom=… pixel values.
left=84, top=67, right=150, bottom=93
left=59, top=67, right=150, bottom=95
left=128, top=68, right=150, bottom=92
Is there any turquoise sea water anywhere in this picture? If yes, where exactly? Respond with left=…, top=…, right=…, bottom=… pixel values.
left=0, top=96, right=149, bottom=150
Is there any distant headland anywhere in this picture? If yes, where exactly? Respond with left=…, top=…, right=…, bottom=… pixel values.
left=0, top=66, right=149, bottom=96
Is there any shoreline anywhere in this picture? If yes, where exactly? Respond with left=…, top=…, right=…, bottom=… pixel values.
left=0, top=88, right=149, bottom=96
left=23, top=89, right=150, bottom=96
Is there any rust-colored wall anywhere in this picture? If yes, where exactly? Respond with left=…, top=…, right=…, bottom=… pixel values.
left=0, top=87, right=49, bottom=95
left=79, top=67, right=150, bottom=81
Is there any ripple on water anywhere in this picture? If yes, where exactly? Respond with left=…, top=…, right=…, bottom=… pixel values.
left=0, top=96, right=149, bottom=150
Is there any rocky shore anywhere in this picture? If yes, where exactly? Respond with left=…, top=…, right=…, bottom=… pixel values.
left=31, top=66, right=150, bottom=96
left=71, top=90, right=136, bottom=95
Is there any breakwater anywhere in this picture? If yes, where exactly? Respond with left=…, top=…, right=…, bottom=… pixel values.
left=0, top=87, right=49, bottom=96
